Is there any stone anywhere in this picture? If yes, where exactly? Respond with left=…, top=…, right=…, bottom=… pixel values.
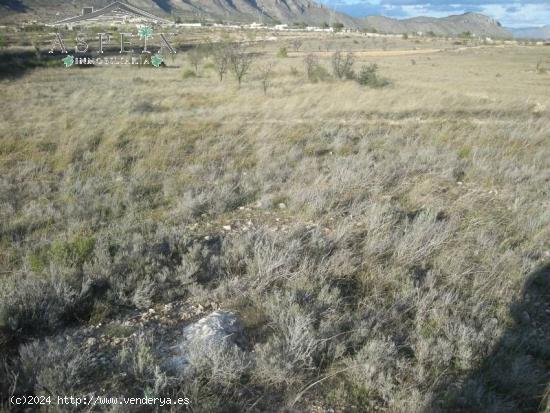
left=183, top=311, right=245, bottom=347
left=167, top=311, right=246, bottom=373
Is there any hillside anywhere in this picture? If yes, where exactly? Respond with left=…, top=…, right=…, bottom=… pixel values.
left=510, top=25, right=550, bottom=40
left=364, top=12, right=511, bottom=37
left=1, top=1, right=512, bottom=37
left=0, top=0, right=359, bottom=27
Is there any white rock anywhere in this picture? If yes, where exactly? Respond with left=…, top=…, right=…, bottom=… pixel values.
left=167, top=311, right=246, bottom=373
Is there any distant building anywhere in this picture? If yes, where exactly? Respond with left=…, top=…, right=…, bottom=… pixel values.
left=53, top=1, right=171, bottom=26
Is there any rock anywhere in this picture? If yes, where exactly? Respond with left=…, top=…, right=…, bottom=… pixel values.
left=278, top=202, right=286, bottom=209
left=167, top=311, right=246, bottom=373
left=86, top=337, right=97, bottom=347
left=223, top=225, right=232, bottom=231
left=183, top=311, right=245, bottom=346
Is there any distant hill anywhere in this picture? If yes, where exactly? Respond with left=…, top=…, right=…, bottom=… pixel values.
left=509, top=26, right=550, bottom=40
left=0, top=0, right=511, bottom=38
left=363, top=12, right=511, bottom=37
left=0, top=0, right=359, bottom=27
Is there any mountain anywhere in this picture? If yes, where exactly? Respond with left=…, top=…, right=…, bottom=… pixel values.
left=0, top=1, right=511, bottom=38
left=509, top=26, right=550, bottom=40
left=0, top=0, right=359, bottom=27
left=363, top=12, right=511, bottom=37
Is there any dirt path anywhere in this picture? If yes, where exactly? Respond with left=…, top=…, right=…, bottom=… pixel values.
left=291, top=48, right=443, bottom=58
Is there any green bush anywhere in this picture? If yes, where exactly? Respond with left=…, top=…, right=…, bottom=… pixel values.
left=356, top=64, right=389, bottom=87
left=277, top=47, right=288, bottom=58
left=309, top=65, right=332, bottom=82
left=50, top=234, right=95, bottom=269
left=182, top=69, right=197, bottom=79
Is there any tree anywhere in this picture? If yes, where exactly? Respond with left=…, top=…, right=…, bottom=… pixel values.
left=331, top=51, right=355, bottom=80
left=304, top=54, right=319, bottom=81
left=212, top=43, right=230, bottom=81
left=332, top=22, right=344, bottom=32
left=259, top=62, right=274, bottom=95
left=291, top=39, right=303, bottom=52
left=229, top=44, right=254, bottom=87
left=188, top=47, right=204, bottom=75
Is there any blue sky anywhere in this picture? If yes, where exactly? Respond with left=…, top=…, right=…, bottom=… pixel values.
left=317, top=0, right=550, bottom=27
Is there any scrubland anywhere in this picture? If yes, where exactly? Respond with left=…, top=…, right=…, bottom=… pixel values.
left=0, top=33, right=549, bottom=412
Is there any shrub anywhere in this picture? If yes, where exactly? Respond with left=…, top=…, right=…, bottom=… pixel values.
left=309, top=64, right=331, bottom=82
left=259, top=62, right=274, bottom=95
left=188, top=47, right=204, bottom=74
left=356, top=64, right=389, bottom=87
left=212, top=43, right=230, bottom=81
left=19, top=338, right=95, bottom=395
left=228, top=44, right=254, bottom=87
left=332, top=22, right=344, bottom=32
left=50, top=234, right=95, bottom=270
left=331, top=51, right=355, bottom=80
left=254, top=293, right=320, bottom=386
left=277, top=47, right=288, bottom=58
left=182, top=69, right=197, bottom=79
left=304, top=53, right=318, bottom=80
left=291, top=39, right=303, bottom=52
left=203, top=62, right=215, bottom=71
left=0, top=276, right=79, bottom=336
left=184, top=334, right=250, bottom=386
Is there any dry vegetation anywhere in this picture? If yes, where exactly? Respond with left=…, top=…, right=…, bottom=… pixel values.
left=0, top=29, right=549, bottom=412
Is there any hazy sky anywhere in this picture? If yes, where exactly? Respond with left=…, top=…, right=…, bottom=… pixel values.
left=318, top=0, right=550, bottom=27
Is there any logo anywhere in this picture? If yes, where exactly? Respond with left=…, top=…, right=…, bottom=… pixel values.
left=49, top=25, right=176, bottom=68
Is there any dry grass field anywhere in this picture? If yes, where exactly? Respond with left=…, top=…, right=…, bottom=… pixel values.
left=0, top=30, right=549, bottom=412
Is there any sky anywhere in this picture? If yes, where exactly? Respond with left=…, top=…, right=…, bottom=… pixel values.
left=317, top=0, right=550, bottom=27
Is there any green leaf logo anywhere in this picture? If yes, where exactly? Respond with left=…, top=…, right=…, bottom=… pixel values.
left=151, top=54, right=164, bottom=68
left=138, top=26, right=153, bottom=40
left=62, top=55, right=74, bottom=68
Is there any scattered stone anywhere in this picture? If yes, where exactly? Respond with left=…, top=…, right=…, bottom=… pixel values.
left=86, top=337, right=97, bottom=347
left=278, top=202, right=286, bottom=209
left=223, top=225, right=232, bottom=231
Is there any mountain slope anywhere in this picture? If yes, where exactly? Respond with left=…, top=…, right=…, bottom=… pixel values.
left=0, top=0, right=359, bottom=27
left=509, top=25, right=550, bottom=40
left=0, top=0, right=511, bottom=37
left=364, top=12, right=510, bottom=37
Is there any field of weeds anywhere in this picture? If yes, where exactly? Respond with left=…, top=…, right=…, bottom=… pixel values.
left=0, top=32, right=549, bottom=412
